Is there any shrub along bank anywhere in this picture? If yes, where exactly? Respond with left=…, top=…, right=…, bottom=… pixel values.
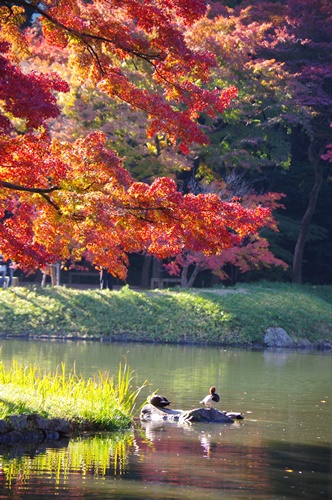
left=0, top=282, right=331, bottom=346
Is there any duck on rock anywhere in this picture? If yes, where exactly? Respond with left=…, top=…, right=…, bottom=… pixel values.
left=200, top=387, right=220, bottom=408
left=149, top=394, right=171, bottom=408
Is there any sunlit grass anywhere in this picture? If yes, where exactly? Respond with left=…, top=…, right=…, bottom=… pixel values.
left=0, top=361, right=147, bottom=431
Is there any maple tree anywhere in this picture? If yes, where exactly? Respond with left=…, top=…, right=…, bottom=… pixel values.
left=23, top=28, right=194, bottom=183
left=321, top=126, right=332, bottom=163
left=186, top=7, right=297, bottom=174
left=0, top=0, right=273, bottom=279
left=22, top=14, right=288, bottom=286
left=150, top=4, right=294, bottom=285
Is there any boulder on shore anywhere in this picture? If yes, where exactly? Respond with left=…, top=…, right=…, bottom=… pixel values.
left=140, top=404, right=243, bottom=424
left=264, top=327, right=295, bottom=348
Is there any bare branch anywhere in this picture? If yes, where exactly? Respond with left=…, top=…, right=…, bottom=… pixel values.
left=1, top=180, right=60, bottom=194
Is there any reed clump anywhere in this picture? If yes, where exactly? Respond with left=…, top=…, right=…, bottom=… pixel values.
left=0, top=361, right=146, bottom=431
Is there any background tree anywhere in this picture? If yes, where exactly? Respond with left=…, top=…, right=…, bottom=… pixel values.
left=185, top=0, right=332, bottom=284
left=241, top=0, right=332, bottom=284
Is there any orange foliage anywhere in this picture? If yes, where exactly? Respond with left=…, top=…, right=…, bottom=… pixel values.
left=0, top=1, right=272, bottom=277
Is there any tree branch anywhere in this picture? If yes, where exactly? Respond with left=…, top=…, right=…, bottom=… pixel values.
left=1, top=180, right=60, bottom=194
left=1, top=180, right=62, bottom=212
left=0, top=1, right=163, bottom=64
left=1, top=0, right=184, bottom=96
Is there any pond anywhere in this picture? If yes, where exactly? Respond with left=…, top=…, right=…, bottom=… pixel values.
left=0, top=340, right=331, bottom=499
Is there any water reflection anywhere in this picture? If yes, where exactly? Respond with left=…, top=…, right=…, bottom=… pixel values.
left=0, top=432, right=135, bottom=495
left=136, top=421, right=272, bottom=498
left=136, top=421, right=332, bottom=498
left=0, top=420, right=331, bottom=499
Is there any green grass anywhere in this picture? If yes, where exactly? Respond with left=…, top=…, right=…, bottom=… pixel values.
left=0, top=361, right=146, bottom=431
left=0, top=282, right=331, bottom=345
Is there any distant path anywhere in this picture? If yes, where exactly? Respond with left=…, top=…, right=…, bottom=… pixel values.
left=197, top=287, right=249, bottom=295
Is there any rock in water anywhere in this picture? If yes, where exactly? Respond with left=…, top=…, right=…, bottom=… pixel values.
left=140, top=404, right=242, bottom=424
left=179, top=408, right=234, bottom=424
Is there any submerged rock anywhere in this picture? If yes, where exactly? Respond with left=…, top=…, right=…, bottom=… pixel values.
left=21, top=429, right=45, bottom=443
left=0, top=431, right=24, bottom=445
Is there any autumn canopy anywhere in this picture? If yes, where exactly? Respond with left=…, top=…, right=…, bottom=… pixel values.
left=0, top=0, right=273, bottom=279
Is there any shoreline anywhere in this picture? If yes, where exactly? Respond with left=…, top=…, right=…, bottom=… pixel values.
left=0, top=332, right=331, bottom=351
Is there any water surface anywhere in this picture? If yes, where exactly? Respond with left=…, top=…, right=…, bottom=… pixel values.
left=0, top=340, right=331, bottom=499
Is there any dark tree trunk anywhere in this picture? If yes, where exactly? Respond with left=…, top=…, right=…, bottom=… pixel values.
left=292, top=142, right=324, bottom=284
left=140, top=255, right=152, bottom=288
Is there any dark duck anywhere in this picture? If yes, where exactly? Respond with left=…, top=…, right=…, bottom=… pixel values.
left=200, top=387, right=220, bottom=408
left=149, top=394, right=171, bottom=408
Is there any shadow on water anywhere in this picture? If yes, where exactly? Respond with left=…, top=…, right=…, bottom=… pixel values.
left=266, top=440, right=332, bottom=498
left=0, top=436, right=69, bottom=460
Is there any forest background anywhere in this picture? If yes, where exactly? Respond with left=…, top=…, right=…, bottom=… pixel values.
left=0, top=0, right=331, bottom=289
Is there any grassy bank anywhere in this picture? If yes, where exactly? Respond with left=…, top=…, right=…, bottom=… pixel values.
left=0, top=361, right=145, bottom=431
left=0, top=282, right=331, bottom=345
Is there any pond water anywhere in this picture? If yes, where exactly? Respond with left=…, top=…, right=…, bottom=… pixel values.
left=0, top=340, right=331, bottom=499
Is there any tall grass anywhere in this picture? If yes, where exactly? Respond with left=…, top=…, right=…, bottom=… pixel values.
left=0, top=361, right=147, bottom=431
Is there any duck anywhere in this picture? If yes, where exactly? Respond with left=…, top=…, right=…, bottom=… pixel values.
left=200, top=386, right=220, bottom=408
left=149, top=394, right=171, bottom=408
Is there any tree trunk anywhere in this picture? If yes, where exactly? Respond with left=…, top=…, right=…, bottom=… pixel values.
left=140, top=255, right=152, bottom=288
left=180, top=265, right=189, bottom=287
left=186, top=265, right=200, bottom=287
left=180, top=264, right=201, bottom=287
left=292, top=142, right=324, bottom=284
left=41, top=264, right=58, bottom=287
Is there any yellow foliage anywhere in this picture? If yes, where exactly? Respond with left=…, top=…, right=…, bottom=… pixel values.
left=0, top=6, right=30, bottom=61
